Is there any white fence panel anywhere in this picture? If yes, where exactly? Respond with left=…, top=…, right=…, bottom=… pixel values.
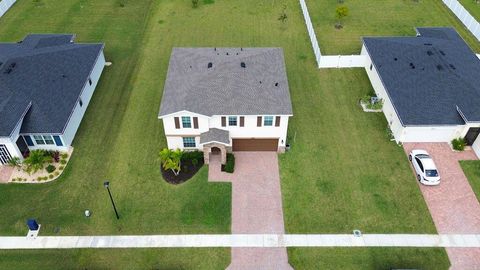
left=442, top=0, right=480, bottom=41
left=319, top=55, right=367, bottom=68
left=299, top=0, right=322, bottom=67
left=0, top=0, right=16, bottom=18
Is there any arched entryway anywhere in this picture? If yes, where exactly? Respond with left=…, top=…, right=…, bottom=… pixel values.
left=203, top=143, right=227, bottom=165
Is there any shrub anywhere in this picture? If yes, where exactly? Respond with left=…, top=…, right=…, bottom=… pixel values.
left=223, top=153, right=235, bottom=173
left=191, top=0, right=199, bottom=8
left=42, top=176, right=48, bottom=181
left=46, top=164, right=56, bottom=173
left=37, top=177, right=42, bottom=181
left=7, top=157, right=22, bottom=170
left=59, top=166, right=65, bottom=171
left=452, top=138, right=466, bottom=151
left=159, top=148, right=183, bottom=176
left=24, top=150, right=50, bottom=174
left=54, top=171, right=60, bottom=176
left=182, top=151, right=203, bottom=162
left=60, top=159, right=67, bottom=165
left=61, top=153, right=69, bottom=159
left=49, top=174, right=54, bottom=179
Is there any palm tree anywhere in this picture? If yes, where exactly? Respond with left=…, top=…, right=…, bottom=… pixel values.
left=159, top=148, right=183, bottom=176
left=23, top=150, right=50, bottom=174
left=7, top=157, right=22, bottom=171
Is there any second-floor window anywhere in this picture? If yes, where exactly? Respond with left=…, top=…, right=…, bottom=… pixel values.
left=264, top=116, right=274, bottom=126
left=228, top=116, right=237, bottom=126
left=182, top=116, right=192, bottom=128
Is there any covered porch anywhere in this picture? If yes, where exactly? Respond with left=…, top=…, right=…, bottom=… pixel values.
left=199, top=128, right=231, bottom=165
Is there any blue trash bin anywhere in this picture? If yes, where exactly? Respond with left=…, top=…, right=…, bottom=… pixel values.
left=27, top=219, right=39, bottom=231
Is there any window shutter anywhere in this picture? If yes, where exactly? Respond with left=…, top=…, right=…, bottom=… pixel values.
left=240, top=116, right=245, bottom=127
left=174, top=117, right=180, bottom=129
left=275, top=116, right=281, bottom=127
left=193, top=117, right=199, bottom=129
left=257, top=116, right=262, bottom=127
left=221, top=117, right=226, bottom=127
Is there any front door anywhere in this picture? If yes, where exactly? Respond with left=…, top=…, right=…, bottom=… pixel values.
left=16, top=136, right=29, bottom=157
left=464, top=127, right=480, bottom=146
left=0, top=144, right=12, bottom=165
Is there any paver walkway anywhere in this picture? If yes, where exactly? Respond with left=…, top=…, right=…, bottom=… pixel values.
left=209, top=152, right=292, bottom=270
left=404, top=143, right=480, bottom=269
left=0, top=165, right=13, bottom=183
left=2, top=234, right=480, bottom=249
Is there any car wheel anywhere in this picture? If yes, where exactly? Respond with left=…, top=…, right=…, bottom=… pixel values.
left=409, top=155, right=412, bottom=161
left=417, top=174, right=422, bottom=182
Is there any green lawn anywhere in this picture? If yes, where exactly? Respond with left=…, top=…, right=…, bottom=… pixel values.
left=460, top=160, right=480, bottom=202
left=0, top=0, right=459, bottom=268
left=0, top=248, right=229, bottom=270
left=306, top=0, right=480, bottom=54
left=459, top=0, right=480, bottom=21
left=289, top=248, right=450, bottom=270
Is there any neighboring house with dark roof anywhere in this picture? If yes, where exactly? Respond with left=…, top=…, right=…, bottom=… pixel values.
left=362, top=27, right=480, bottom=156
left=0, top=34, right=105, bottom=165
left=158, top=48, right=293, bottom=164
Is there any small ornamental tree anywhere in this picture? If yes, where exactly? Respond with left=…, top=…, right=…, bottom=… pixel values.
left=159, top=148, right=183, bottom=176
left=335, top=5, right=349, bottom=28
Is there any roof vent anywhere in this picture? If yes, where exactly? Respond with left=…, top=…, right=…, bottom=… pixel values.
left=436, top=64, right=444, bottom=71
left=427, top=50, right=434, bottom=56
left=214, top=47, right=217, bottom=51
left=394, top=57, right=398, bottom=61
left=409, top=62, right=415, bottom=69
left=259, top=81, right=262, bottom=84
left=449, top=64, right=456, bottom=70
left=3, top=68, right=12, bottom=74
left=240, top=62, right=246, bottom=68
left=424, top=43, right=432, bottom=46
left=208, top=62, right=213, bottom=68
left=275, top=82, right=279, bottom=87
left=241, top=48, right=243, bottom=51
left=439, top=50, right=446, bottom=56
left=226, top=52, right=229, bottom=55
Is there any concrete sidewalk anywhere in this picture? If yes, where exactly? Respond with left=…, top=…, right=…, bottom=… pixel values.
left=1, top=234, right=480, bottom=249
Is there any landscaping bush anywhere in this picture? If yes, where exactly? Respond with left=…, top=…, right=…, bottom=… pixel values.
left=54, top=171, right=60, bottom=176
left=60, top=159, right=67, bottom=165
left=49, top=174, right=54, bottom=179
left=61, top=153, right=68, bottom=159
left=59, top=166, right=65, bottom=171
left=24, top=150, right=50, bottom=174
left=452, top=138, right=466, bottom=151
left=222, top=153, right=235, bottom=173
left=46, top=164, right=56, bottom=173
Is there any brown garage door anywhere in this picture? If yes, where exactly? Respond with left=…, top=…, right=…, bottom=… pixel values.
left=232, top=139, right=278, bottom=151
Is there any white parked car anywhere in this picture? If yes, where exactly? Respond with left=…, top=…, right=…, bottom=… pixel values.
left=408, top=149, right=441, bottom=186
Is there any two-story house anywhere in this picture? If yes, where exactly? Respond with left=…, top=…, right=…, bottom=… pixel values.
left=158, top=48, right=293, bottom=164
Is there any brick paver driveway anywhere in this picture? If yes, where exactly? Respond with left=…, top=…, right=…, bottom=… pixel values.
left=209, top=152, right=292, bottom=270
left=404, top=143, right=480, bottom=269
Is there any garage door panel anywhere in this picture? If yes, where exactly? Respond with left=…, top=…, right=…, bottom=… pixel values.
left=232, top=139, right=278, bottom=151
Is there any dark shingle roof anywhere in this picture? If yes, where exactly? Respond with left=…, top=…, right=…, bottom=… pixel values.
left=0, top=34, right=104, bottom=136
left=199, top=128, right=230, bottom=145
left=363, top=27, right=480, bottom=126
left=159, top=48, right=293, bottom=117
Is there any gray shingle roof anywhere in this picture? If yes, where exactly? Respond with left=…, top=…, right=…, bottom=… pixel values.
left=199, top=128, right=230, bottom=145
left=0, top=34, right=104, bottom=136
left=159, top=48, right=293, bottom=117
left=363, top=27, right=480, bottom=126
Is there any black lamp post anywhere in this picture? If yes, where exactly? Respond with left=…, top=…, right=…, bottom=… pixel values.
left=104, top=181, right=120, bottom=220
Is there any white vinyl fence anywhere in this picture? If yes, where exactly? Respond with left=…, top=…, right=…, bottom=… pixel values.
left=299, top=0, right=366, bottom=68
left=443, top=0, right=480, bottom=41
left=0, top=0, right=16, bottom=18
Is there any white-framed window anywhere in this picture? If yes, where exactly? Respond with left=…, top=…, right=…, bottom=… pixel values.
left=33, top=135, right=55, bottom=145
left=183, top=137, right=196, bottom=148
left=264, top=116, right=274, bottom=126
left=228, top=116, right=237, bottom=126
left=182, top=116, right=192, bottom=128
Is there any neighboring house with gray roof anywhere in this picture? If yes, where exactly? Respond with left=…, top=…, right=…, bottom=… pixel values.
left=362, top=27, right=480, bottom=157
left=158, top=48, right=293, bottom=164
left=0, top=34, right=105, bottom=165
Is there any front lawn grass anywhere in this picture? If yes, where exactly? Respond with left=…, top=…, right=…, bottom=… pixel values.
left=460, top=160, right=480, bottom=202
left=0, top=248, right=229, bottom=270
left=288, top=248, right=450, bottom=270
left=459, top=0, right=480, bottom=21
left=306, top=0, right=480, bottom=54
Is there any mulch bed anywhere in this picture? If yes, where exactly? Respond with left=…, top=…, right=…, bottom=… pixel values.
left=161, top=158, right=204, bottom=185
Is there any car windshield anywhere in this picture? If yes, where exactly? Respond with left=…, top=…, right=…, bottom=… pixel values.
left=425, top=170, right=438, bottom=177
left=417, top=154, right=430, bottom=159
